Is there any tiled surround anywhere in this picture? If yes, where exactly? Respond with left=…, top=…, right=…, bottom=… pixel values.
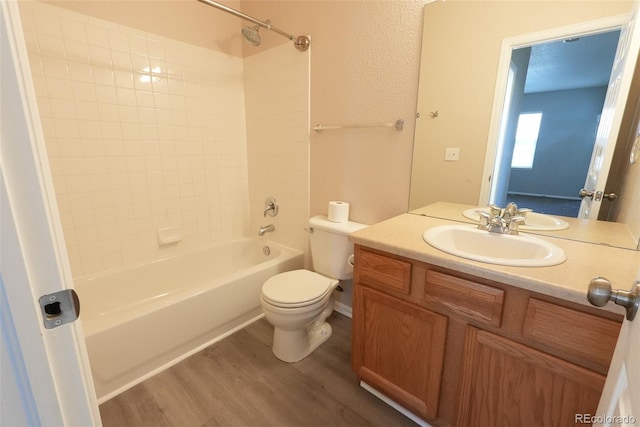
left=18, top=2, right=310, bottom=277
left=244, top=45, right=310, bottom=255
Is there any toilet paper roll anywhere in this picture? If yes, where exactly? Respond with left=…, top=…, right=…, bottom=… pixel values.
left=328, top=201, right=349, bottom=223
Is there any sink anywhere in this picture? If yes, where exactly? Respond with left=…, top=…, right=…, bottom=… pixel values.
left=423, top=225, right=566, bottom=267
left=462, top=208, right=569, bottom=231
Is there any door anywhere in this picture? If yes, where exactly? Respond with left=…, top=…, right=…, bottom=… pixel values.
left=579, top=1, right=640, bottom=219
left=593, top=276, right=640, bottom=426
left=0, top=1, right=100, bottom=425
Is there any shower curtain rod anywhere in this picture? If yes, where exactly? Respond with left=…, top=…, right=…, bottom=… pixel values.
left=197, top=0, right=310, bottom=51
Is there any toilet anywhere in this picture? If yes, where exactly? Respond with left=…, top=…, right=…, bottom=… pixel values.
left=260, top=215, right=367, bottom=362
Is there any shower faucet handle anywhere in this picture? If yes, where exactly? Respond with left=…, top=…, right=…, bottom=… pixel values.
left=263, top=196, right=279, bottom=217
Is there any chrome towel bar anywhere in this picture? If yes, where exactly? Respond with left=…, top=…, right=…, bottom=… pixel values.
left=312, top=119, right=404, bottom=133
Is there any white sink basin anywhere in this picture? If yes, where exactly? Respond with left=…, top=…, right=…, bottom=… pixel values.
left=423, top=225, right=566, bottom=267
left=462, top=208, right=569, bottom=231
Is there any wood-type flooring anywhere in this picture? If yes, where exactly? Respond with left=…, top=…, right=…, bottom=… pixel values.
left=99, top=313, right=418, bottom=427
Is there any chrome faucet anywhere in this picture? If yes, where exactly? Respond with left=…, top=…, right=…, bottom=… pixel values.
left=258, top=224, right=275, bottom=236
left=477, top=203, right=529, bottom=235
left=502, top=202, right=532, bottom=221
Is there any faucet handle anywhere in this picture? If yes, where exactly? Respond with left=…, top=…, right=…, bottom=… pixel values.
left=488, top=204, right=502, bottom=217
left=476, top=210, right=491, bottom=227
left=263, top=196, right=279, bottom=217
left=504, top=202, right=518, bottom=218
left=476, top=209, right=492, bottom=230
left=507, top=216, right=526, bottom=234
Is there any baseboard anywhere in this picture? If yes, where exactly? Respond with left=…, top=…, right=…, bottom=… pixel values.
left=333, top=301, right=352, bottom=318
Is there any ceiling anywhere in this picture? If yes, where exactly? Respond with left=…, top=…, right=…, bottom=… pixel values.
left=523, top=29, right=621, bottom=93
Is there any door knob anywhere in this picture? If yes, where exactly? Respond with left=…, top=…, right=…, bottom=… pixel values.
left=579, top=189, right=594, bottom=200
left=579, top=189, right=618, bottom=202
left=587, top=277, right=640, bottom=320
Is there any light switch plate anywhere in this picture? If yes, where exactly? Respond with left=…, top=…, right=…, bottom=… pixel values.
left=445, top=147, right=460, bottom=161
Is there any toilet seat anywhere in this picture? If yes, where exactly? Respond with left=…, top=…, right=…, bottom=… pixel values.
left=262, top=270, right=336, bottom=308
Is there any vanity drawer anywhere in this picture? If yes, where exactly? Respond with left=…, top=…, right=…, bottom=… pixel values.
left=522, top=298, right=621, bottom=371
left=357, top=249, right=412, bottom=294
left=423, top=270, right=504, bottom=327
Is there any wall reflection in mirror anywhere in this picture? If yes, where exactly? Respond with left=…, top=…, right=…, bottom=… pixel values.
left=409, top=0, right=640, bottom=250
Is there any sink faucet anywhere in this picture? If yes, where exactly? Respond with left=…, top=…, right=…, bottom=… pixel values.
left=477, top=205, right=526, bottom=235
left=501, top=202, right=532, bottom=221
left=258, top=224, right=275, bottom=236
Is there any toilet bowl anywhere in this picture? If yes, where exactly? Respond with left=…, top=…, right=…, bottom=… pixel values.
left=261, top=269, right=338, bottom=362
left=260, top=215, right=367, bottom=363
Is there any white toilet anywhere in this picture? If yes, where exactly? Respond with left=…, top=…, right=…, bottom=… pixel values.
left=260, top=215, right=367, bottom=362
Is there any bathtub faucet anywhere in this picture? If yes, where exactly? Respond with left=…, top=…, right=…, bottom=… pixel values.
left=259, top=224, right=275, bottom=236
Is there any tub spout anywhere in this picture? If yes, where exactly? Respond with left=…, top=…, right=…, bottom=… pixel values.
left=259, top=224, right=275, bottom=236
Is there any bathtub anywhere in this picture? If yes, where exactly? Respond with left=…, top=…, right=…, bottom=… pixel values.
left=74, top=238, right=303, bottom=403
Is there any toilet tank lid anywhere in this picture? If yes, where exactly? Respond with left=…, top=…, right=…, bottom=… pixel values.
left=309, top=215, right=368, bottom=234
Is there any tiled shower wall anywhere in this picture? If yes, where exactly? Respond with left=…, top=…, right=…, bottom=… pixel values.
left=19, top=2, right=254, bottom=277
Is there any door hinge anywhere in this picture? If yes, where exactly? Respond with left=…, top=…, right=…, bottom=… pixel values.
left=38, top=289, right=80, bottom=329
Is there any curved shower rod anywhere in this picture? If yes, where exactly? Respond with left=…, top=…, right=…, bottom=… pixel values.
left=197, top=0, right=310, bottom=52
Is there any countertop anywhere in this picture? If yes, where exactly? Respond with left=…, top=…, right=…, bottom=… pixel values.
left=349, top=212, right=640, bottom=314
left=410, top=201, right=639, bottom=249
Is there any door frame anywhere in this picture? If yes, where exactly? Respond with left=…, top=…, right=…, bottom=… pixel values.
left=1, top=0, right=100, bottom=424
left=479, top=15, right=628, bottom=211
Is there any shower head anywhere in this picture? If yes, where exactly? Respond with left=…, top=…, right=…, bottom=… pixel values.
left=199, top=0, right=310, bottom=52
left=242, top=25, right=261, bottom=46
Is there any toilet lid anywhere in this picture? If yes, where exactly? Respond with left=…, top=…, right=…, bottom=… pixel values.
left=262, top=270, right=335, bottom=307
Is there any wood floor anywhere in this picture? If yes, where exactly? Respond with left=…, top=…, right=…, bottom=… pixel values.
left=99, top=313, right=417, bottom=427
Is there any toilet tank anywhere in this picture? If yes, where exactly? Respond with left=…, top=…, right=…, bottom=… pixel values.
left=308, top=215, right=368, bottom=280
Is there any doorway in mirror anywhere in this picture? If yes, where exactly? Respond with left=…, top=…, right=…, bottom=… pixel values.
left=490, top=30, right=621, bottom=218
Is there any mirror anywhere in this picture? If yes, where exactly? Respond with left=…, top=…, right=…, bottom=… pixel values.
left=409, top=0, right=640, bottom=250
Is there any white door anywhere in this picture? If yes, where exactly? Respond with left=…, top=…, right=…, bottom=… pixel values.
left=593, top=272, right=640, bottom=426
left=0, top=1, right=100, bottom=425
left=579, top=0, right=640, bottom=219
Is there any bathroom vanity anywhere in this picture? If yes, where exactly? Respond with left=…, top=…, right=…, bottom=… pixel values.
left=349, top=213, right=638, bottom=427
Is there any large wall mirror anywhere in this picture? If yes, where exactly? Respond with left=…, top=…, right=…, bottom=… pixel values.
left=409, top=0, right=640, bottom=250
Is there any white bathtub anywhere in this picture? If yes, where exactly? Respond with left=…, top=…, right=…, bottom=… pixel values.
left=74, top=238, right=303, bottom=403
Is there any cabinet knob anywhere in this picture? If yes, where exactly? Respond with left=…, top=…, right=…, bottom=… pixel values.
left=587, top=277, right=640, bottom=321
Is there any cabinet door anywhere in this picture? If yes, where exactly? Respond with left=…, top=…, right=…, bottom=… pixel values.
left=352, top=286, right=448, bottom=420
left=457, top=327, right=605, bottom=427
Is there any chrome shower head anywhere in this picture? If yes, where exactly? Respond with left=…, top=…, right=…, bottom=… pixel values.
left=242, top=25, right=261, bottom=46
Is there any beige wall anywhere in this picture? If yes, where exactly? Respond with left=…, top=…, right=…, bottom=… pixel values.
left=244, top=44, right=310, bottom=253
left=611, top=93, right=640, bottom=243
left=242, top=0, right=425, bottom=225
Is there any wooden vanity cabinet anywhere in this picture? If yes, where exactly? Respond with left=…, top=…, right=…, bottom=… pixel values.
left=351, top=253, right=447, bottom=420
left=351, top=245, right=623, bottom=427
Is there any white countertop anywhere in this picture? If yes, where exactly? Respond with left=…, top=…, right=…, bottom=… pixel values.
left=349, top=213, right=639, bottom=314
